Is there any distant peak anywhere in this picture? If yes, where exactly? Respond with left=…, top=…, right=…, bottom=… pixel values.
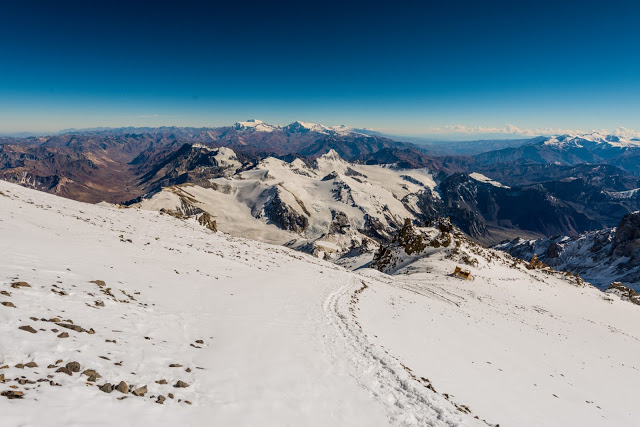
left=319, top=149, right=343, bottom=161
left=234, top=119, right=276, bottom=132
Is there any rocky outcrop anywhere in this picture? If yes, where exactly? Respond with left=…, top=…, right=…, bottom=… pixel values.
left=496, top=212, right=640, bottom=291
left=611, top=212, right=640, bottom=262
left=263, top=190, right=309, bottom=233
left=606, top=282, right=640, bottom=305
left=197, top=212, right=217, bottom=232
left=371, top=219, right=426, bottom=272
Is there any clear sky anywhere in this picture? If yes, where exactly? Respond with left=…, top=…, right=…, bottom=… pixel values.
left=2, top=0, right=640, bottom=137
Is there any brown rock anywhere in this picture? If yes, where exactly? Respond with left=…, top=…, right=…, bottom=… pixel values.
left=56, top=323, right=86, bottom=333
left=18, top=325, right=37, bottom=334
left=115, top=381, right=129, bottom=394
left=66, top=362, right=81, bottom=372
left=156, top=395, right=166, bottom=404
left=174, top=380, right=189, bottom=388
left=132, top=385, right=147, bottom=396
left=195, top=339, right=204, bottom=344
left=155, top=379, right=167, bottom=385
left=99, top=383, right=113, bottom=393
left=1, top=390, right=25, bottom=399
left=56, top=367, right=73, bottom=376
left=1, top=302, right=16, bottom=308
left=11, top=281, right=30, bottom=288
left=90, top=280, right=106, bottom=287
left=169, top=364, right=182, bottom=368
left=25, top=362, right=38, bottom=368
left=82, top=369, right=101, bottom=378
left=0, top=291, right=11, bottom=296
left=57, top=332, right=69, bottom=338
left=0, top=374, right=4, bottom=381
left=15, top=364, right=24, bottom=369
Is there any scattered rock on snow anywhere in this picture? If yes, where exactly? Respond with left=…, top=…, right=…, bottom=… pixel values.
left=18, top=325, right=37, bottom=334
left=174, top=380, right=189, bottom=388
left=132, top=385, right=147, bottom=396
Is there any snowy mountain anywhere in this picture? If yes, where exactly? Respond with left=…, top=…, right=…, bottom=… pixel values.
left=2, top=179, right=640, bottom=426
left=473, top=132, right=640, bottom=175
left=133, top=149, right=437, bottom=265
left=495, top=211, right=640, bottom=292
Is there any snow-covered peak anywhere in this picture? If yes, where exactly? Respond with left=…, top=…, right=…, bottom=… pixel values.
left=234, top=119, right=277, bottom=133
left=283, top=121, right=331, bottom=133
left=542, top=132, right=640, bottom=148
left=231, top=119, right=360, bottom=136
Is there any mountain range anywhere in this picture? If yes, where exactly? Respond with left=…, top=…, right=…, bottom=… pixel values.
left=4, top=120, right=640, bottom=289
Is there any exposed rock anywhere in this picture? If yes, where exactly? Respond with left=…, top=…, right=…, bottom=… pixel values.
left=197, top=211, right=218, bottom=232
left=606, top=282, right=640, bottom=305
left=56, top=322, right=87, bottom=333
left=169, top=364, right=183, bottom=368
left=56, top=367, right=73, bottom=376
left=611, top=212, right=640, bottom=264
left=116, top=381, right=129, bottom=394
left=132, top=385, right=147, bottom=396
left=156, top=395, right=166, bottom=404
left=174, top=380, right=189, bottom=388
left=1, top=301, right=16, bottom=308
left=11, top=281, right=31, bottom=288
left=263, top=190, right=309, bottom=233
left=1, top=390, right=24, bottom=399
left=155, top=379, right=167, bottom=385
left=82, top=369, right=101, bottom=378
left=321, top=171, right=339, bottom=181
left=25, top=362, right=38, bottom=368
left=528, top=254, right=547, bottom=269
left=99, top=383, right=113, bottom=393
left=547, top=242, right=563, bottom=258
left=66, top=361, right=81, bottom=373
left=19, top=325, right=37, bottom=333
left=90, top=280, right=106, bottom=287
left=57, top=332, right=69, bottom=338
left=195, top=339, right=204, bottom=344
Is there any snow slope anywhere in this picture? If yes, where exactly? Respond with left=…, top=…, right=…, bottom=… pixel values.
left=2, top=180, right=640, bottom=426
left=0, top=180, right=477, bottom=426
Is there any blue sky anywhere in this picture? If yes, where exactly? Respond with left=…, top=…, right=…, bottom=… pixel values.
left=2, top=0, right=640, bottom=138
